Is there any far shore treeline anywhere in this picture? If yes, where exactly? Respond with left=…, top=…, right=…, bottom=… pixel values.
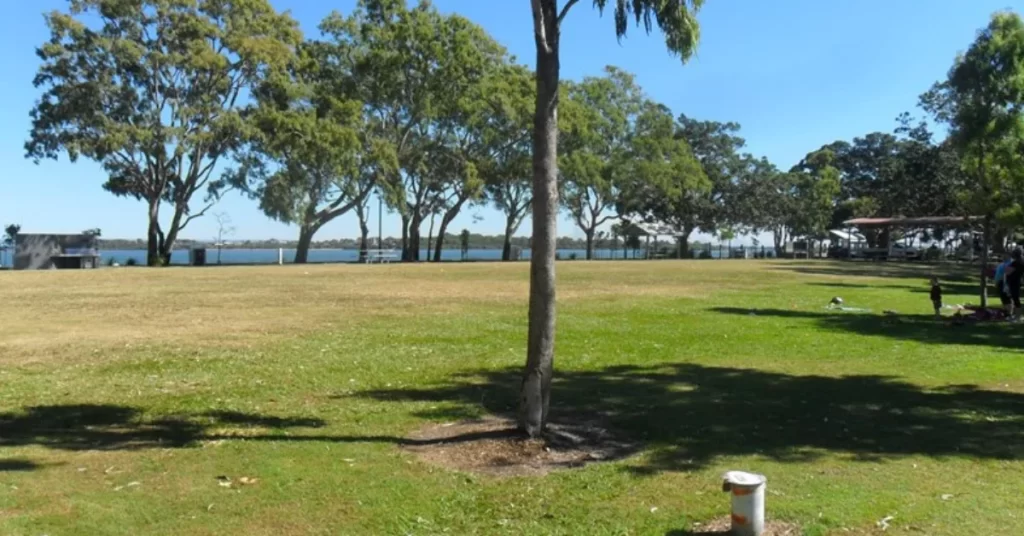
left=96, top=234, right=718, bottom=253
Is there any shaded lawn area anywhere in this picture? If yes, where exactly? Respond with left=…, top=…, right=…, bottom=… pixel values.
left=1, top=260, right=1022, bottom=535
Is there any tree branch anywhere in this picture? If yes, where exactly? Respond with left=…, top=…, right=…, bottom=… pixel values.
left=177, top=202, right=215, bottom=233
left=557, top=0, right=580, bottom=25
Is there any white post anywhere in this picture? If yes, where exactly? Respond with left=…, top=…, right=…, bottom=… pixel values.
left=722, top=471, right=766, bottom=536
left=278, top=248, right=283, bottom=265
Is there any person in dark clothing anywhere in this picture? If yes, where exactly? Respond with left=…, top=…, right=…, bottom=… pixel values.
left=930, top=277, right=942, bottom=318
left=1005, top=248, right=1024, bottom=320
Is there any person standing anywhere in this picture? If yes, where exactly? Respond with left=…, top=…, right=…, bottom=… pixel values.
left=1004, top=248, right=1024, bottom=321
left=994, top=253, right=1013, bottom=312
left=930, top=277, right=943, bottom=318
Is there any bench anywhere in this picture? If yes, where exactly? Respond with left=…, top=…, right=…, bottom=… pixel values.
left=363, top=249, right=399, bottom=264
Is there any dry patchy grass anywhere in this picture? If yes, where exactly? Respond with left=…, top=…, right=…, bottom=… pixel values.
left=0, top=261, right=754, bottom=364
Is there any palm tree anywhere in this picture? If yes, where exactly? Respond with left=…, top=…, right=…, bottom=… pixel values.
left=522, top=0, right=706, bottom=437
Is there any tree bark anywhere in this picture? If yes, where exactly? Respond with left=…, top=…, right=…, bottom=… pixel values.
left=434, top=198, right=469, bottom=262
left=146, top=199, right=162, bottom=267
left=426, top=213, right=435, bottom=262
left=980, top=215, right=991, bottom=307
left=159, top=200, right=195, bottom=267
left=408, top=212, right=423, bottom=262
left=356, top=199, right=370, bottom=263
left=584, top=228, right=594, bottom=260
left=356, top=197, right=372, bottom=262
left=400, top=213, right=411, bottom=261
left=433, top=215, right=454, bottom=262
left=679, top=226, right=695, bottom=259
left=295, top=224, right=317, bottom=264
left=502, top=213, right=518, bottom=261
left=520, top=0, right=560, bottom=438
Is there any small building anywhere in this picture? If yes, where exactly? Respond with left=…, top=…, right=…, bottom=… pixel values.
left=14, top=233, right=101, bottom=270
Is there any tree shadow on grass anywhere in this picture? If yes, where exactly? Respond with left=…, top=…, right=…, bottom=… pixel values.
left=0, top=405, right=327, bottom=451
left=0, top=404, right=549, bottom=456
left=773, top=261, right=975, bottom=283
left=356, top=362, right=1024, bottom=474
left=0, top=459, right=42, bottom=472
left=806, top=280, right=983, bottom=297
left=713, top=307, right=1024, bottom=352
left=9, top=364, right=1024, bottom=477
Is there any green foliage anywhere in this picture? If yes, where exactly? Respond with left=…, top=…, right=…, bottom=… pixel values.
left=921, top=11, right=1024, bottom=221
left=593, top=0, right=704, bottom=62
left=25, top=0, right=302, bottom=265
left=323, top=0, right=510, bottom=261
left=4, top=225, right=20, bottom=247
left=233, top=37, right=383, bottom=261
left=789, top=150, right=842, bottom=239
left=482, top=65, right=535, bottom=250
left=560, top=67, right=650, bottom=257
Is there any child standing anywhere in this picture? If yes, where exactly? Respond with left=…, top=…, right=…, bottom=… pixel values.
left=930, top=277, right=942, bottom=318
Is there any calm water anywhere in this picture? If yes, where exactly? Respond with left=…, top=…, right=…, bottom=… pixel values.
left=100, top=248, right=663, bottom=265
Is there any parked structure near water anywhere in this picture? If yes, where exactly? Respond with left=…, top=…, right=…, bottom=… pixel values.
left=14, top=233, right=101, bottom=270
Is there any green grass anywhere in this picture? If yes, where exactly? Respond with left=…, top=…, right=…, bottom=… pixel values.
left=1, top=260, right=1022, bottom=535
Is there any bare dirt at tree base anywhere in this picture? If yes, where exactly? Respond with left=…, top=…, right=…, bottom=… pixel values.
left=689, top=516, right=801, bottom=535
left=402, top=416, right=638, bottom=477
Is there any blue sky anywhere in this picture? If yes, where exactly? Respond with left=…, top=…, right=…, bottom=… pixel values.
left=0, top=0, right=1015, bottom=243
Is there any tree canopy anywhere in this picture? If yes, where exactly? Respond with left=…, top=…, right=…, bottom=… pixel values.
left=26, top=0, right=301, bottom=265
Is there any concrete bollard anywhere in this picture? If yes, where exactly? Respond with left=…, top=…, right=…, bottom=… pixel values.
left=722, top=471, right=766, bottom=536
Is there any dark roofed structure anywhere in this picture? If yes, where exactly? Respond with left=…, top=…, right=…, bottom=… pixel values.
left=14, top=233, right=101, bottom=270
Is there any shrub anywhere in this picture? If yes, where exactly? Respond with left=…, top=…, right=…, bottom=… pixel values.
left=125, top=258, right=138, bottom=266
left=569, top=252, right=578, bottom=261
left=699, top=250, right=713, bottom=259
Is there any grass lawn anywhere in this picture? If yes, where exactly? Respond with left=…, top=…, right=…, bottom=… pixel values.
left=1, top=260, right=1023, bottom=535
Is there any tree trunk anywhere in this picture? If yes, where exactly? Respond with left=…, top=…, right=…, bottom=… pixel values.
left=146, top=199, right=161, bottom=267
left=401, top=213, right=410, bottom=261
left=584, top=229, right=595, bottom=260
left=434, top=214, right=455, bottom=262
left=158, top=201, right=193, bottom=267
left=434, top=196, right=471, bottom=262
left=295, top=224, right=317, bottom=264
left=426, top=213, right=435, bottom=262
left=357, top=200, right=370, bottom=263
left=502, top=212, right=518, bottom=261
left=980, top=215, right=992, bottom=307
left=408, top=212, right=423, bottom=262
left=520, top=0, right=559, bottom=439
left=679, top=226, right=695, bottom=259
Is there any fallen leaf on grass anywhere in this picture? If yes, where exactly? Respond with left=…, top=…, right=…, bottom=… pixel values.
left=941, top=494, right=954, bottom=501
left=114, top=481, right=141, bottom=491
left=877, top=515, right=894, bottom=531
left=238, top=477, right=258, bottom=486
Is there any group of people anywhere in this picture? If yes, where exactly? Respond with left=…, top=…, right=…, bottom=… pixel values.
left=993, top=248, right=1024, bottom=318
left=930, top=247, right=1024, bottom=321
